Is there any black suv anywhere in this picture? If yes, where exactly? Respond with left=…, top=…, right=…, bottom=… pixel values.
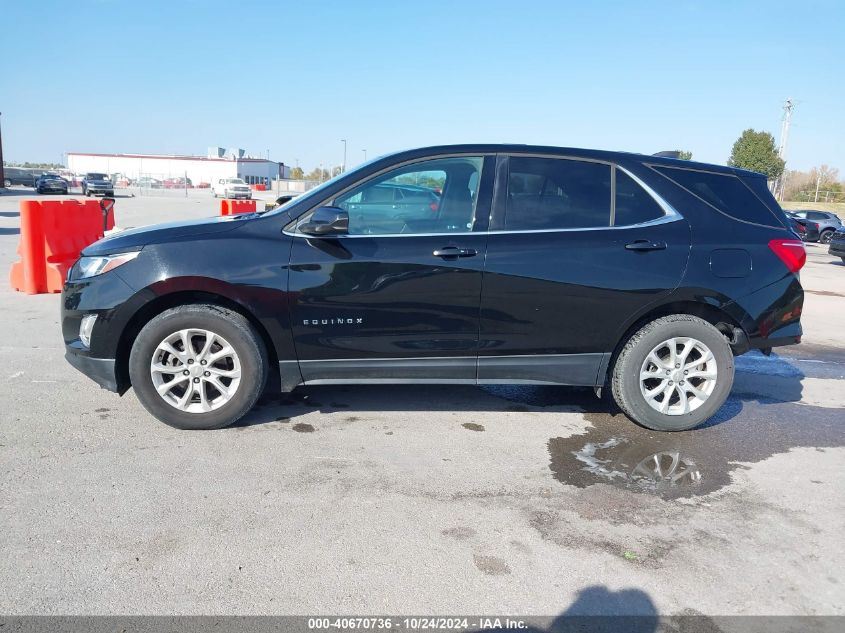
left=61, top=145, right=805, bottom=431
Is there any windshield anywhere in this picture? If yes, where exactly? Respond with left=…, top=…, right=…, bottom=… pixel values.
left=87, top=173, right=108, bottom=180
left=227, top=178, right=246, bottom=184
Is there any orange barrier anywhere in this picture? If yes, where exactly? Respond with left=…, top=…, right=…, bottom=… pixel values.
left=220, top=199, right=257, bottom=216
left=9, top=199, right=115, bottom=294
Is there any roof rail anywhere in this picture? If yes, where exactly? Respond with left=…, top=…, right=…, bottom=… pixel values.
left=652, top=151, right=681, bottom=159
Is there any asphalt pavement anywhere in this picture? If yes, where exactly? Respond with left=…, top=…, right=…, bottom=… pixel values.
left=0, top=187, right=842, bottom=616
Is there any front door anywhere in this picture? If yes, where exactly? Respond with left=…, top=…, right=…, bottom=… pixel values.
left=288, top=155, right=494, bottom=383
left=478, top=155, right=690, bottom=385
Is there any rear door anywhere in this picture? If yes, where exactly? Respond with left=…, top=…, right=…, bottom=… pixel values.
left=478, top=154, right=690, bottom=385
left=288, top=154, right=494, bottom=383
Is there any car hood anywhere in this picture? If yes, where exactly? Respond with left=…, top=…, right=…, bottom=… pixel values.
left=82, top=214, right=254, bottom=256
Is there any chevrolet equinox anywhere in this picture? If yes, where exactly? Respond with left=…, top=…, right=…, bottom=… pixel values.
left=61, top=145, right=805, bottom=431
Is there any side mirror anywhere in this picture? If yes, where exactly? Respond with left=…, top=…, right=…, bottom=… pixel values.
left=299, top=206, right=349, bottom=236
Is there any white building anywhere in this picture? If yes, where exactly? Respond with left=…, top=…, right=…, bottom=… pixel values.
left=67, top=148, right=289, bottom=187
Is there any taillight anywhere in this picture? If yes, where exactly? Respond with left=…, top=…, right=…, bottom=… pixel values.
left=812, top=223, right=820, bottom=230
left=768, top=239, right=806, bottom=273
left=430, top=201, right=439, bottom=213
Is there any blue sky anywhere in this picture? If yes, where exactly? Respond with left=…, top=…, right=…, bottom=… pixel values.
left=1, top=0, right=842, bottom=173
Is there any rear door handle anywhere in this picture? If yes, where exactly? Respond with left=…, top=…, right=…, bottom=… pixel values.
left=433, top=246, right=478, bottom=258
left=625, top=240, right=667, bottom=251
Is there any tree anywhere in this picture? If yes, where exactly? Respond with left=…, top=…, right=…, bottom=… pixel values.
left=675, top=150, right=692, bottom=160
left=727, top=129, right=785, bottom=180
left=290, top=166, right=304, bottom=180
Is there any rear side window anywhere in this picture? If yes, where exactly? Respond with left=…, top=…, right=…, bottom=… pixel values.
left=505, top=157, right=611, bottom=230
left=654, top=166, right=782, bottom=227
left=614, top=170, right=664, bottom=226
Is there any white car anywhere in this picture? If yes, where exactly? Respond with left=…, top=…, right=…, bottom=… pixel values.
left=212, top=178, right=252, bottom=199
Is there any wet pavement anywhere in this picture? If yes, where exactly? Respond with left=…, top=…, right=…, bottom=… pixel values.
left=1, top=194, right=843, bottom=616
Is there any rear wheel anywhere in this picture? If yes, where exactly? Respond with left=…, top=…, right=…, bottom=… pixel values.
left=3, top=178, right=11, bottom=188
left=819, top=229, right=834, bottom=244
left=611, top=315, right=734, bottom=431
left=129, top=304, right=268, bottom=430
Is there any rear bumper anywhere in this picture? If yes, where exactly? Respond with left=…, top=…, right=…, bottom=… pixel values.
left=829, top=240, right=845, bottom=257
left=65, top=349, right=120, bottom=392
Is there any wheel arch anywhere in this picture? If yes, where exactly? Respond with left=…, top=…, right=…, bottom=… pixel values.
left=600, top=299, right=744, bottom=387
left=114, top=289, right=280, bottom=394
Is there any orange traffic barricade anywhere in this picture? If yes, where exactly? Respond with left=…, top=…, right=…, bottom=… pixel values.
left=9, top=199, right=115, bottom=294
left=220, top=199, right=257, bottom=216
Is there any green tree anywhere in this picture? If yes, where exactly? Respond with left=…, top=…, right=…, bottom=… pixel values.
left=290, top=166, right=304, bottom=180
left=727, top=129, right=785, bottom=180
left=676, top=150, right=692, bottom=160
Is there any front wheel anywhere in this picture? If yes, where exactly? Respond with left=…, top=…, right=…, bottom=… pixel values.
left=611, top=315, right=734, bottom=431
left=129, top=304, right=268, bottom=430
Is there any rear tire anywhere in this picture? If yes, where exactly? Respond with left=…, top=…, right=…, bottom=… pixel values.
left=129, top=304, right=268, bottom=430
left=819, top=229, right=834, bottom=244
left=611, top=315, right=734, bottom=431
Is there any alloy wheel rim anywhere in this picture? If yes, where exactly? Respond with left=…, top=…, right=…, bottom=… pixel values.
left=631, top=451, right=702, bottom=487
left=639, top=337, right=718, bottom=416
left=150, top=328, right=241, bottom=413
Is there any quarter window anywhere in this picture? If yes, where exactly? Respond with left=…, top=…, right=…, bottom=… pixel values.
left=614, top=170, right=664, bottom=225
left=654, top=166, right=781, bottom=227
left=504, top=157, right=611, bottom=230
left=333, top=157, right=483, bottom=235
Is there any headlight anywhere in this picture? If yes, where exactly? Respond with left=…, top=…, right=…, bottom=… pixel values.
left=71, top=252, right=140, bottom=280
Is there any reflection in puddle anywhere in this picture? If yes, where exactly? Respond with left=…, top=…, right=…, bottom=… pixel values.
left=569, top=437, right=702, bottom=495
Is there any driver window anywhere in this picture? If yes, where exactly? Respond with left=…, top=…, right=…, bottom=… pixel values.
left=333, top=156, right=483, bottom=235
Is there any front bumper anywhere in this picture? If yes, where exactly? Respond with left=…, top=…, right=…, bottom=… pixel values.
left=65, top=349, right=119, bottom=392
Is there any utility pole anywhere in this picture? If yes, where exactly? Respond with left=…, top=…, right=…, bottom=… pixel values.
left=775, top=98, right=795, bottom=201
left=814, top=175, right=821, bottom=203
left=341, top=139, right=347, bottom=173
left=362, top=148, right=367, bottom=162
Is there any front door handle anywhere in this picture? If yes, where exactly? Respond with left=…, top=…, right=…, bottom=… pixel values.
left=433, top=246, right=478, bottom=259
left=625, top=240, right=667, bottom=252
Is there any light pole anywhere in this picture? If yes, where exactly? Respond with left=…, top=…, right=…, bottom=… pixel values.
left=341, top=139, right=347, bottom=173
left=362, top=149, right=367, bottom=162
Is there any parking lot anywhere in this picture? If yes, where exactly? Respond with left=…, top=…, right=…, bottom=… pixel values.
left=0, top=188, right=843, bottom=616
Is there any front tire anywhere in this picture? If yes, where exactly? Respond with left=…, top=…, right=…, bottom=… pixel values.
left=129, top=304, right=268, bottom=430
left=611, top=315, right=734, bottom=431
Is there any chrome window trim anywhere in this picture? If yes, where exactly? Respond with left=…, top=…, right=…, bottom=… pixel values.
left=617, top=164, right=683, bottom=223
left=284, top=158, right=683, bottom=238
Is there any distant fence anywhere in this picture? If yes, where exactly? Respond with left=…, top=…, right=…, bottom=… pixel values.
left=788, top=190, right=845, bottom=204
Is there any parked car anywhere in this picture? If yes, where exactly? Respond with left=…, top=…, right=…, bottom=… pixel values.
left=35, top=173, right=69, bottom=195
left=785, top=213, right=820, bottom=242
left=828, top=228, right=845, bottom=263
left=341, top=183, right=441, bottom=231
left=212, top=178, right=251, bottom=199
left=3, top=167, right=37, bottom=187
left=82, top=173, right=115, bottom=197
left=787, top=210, right=842, bottom=243
left=61, top=144, right=805, bottom=432
left=163, top=177, right=193, bottom=189
left=136, top=177, right=162, bottom=189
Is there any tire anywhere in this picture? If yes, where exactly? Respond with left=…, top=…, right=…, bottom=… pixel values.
left=129, top=304, right=268, bottom=430
left=611, top=315, right=734, bottom=431
left=841, top=257, right=845, bottom=264
left=819, top=229, right=834, bottom=244
left=36, top=187, right=43, bottom=194
left=3, top=178, right=10, bottom=188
